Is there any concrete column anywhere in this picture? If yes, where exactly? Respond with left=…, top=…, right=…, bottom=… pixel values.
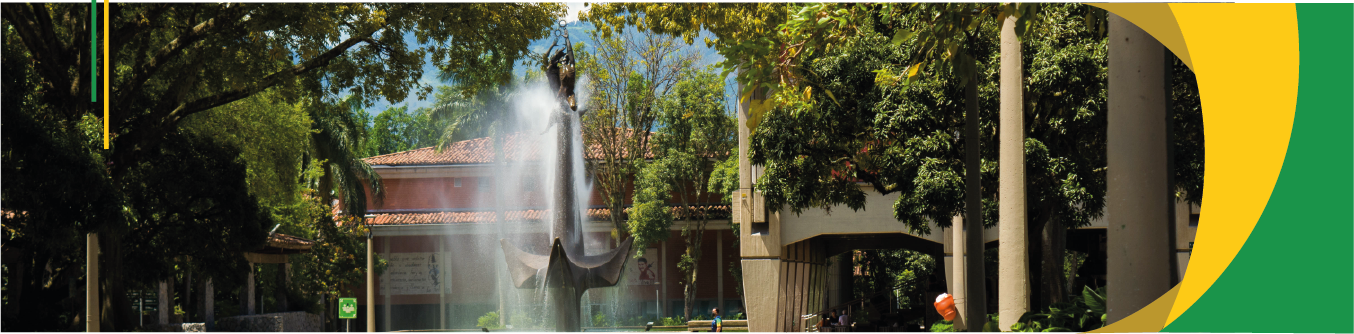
left=717, top=231, right=724, bottom=313
left=159, top=281, right=170, bottom=325
left=87, top=233, right=99, bottom=332
left=367, top=235, right=375, bottom=332
left=740, top=259, right=781, bottom=332
left=948, top=217, right=968, bottom=331
left=438, top=241, right=446, bottom=330
left=1106, top=13, right=1172, bottom=324
left=203, top=278, right=214, bottom=330
left=382, top=240, right=391, bottom=332
left=998, top=13, right=1030, bottom=332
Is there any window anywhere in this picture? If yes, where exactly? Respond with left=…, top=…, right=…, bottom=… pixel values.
left=478, top=177, right=491, bottom=192
left=453, top=178, right=462, bottom=188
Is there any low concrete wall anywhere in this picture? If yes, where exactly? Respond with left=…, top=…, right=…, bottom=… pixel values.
left=215, top=312, right=321, bottom=332
left=153, top=323, right=205, bottom=332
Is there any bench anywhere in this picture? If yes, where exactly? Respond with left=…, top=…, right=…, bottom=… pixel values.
left=686, top=320, right=748, bottom=332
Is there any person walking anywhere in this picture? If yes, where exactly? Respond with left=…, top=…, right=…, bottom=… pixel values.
left=711, top=308, right=722, bottom=332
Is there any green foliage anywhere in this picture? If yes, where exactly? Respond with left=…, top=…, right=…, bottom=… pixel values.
left=577, top=25, right=702, bottom=237
left=982, top=313, right=1001, bottom=332
left=1171, top=54, right=1205, bottom=204
left=853, top=249, right=938, bottom=312
left=661, top=316, right=688, bottom=327
left=507, top=312, right=542, bottom=330
left=929, top=320, right=955, bottom=332
left=748, top=9, right=1001, bottom=232
left=627, top=66, right=736, bottom=252
left=369, top=105, right=445, bottom=156
left=708, top=149, right=741, bottom=202
left=626, top=66, right=736, bottom=320
left=477, top=311, right=505, bottom=330
left=592, top=312, right=614, bottom=327
left=181, top=89, right=313, bottom=205
left=1010, top=286, right=1107, bottom=332
left=582, top=4, right=788, bottom=109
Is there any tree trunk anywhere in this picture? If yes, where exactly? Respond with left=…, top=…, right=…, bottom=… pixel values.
left=1039, top=216, right=1066, bottom=307
left=185, top=264, right=193, bottom=320
left=98, top=232, right=137, bottom=331
left=3, top=245, right=30, bottom=327
left=1026, top=208, right=1046, bottom=313
left=963, top=57, right=987, bottom=332
left=683, top=266, right=697, bottom=321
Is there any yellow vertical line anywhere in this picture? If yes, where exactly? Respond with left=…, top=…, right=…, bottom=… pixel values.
left=102, top=0, right=109, bottom=149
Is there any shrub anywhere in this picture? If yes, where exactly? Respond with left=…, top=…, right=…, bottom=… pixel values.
left=1010, top=286, right=1107, bottom=332
left=477, top=311, right=504, bottom=330
left=930, top=320, right=955, bottom=332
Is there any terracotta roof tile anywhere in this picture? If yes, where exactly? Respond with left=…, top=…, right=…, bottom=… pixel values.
left=366, top=205, right=730, bottom=226
left=365, top=133, right=541, bottom=166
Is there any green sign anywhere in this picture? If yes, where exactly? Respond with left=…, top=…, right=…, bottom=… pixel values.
left=339, top=298, right=358, bottom=319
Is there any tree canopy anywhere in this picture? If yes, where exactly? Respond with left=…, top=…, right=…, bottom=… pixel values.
left=2, top=3, right=566, bottom=330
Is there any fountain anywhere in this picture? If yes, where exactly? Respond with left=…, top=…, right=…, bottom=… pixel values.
left=498, top=21, right=635, bottom=332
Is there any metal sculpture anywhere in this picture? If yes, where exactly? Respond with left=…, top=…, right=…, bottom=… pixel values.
left=499, top=20, right=635, bottom=332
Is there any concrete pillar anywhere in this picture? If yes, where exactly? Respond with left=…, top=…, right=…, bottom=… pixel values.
left=203, top=278, right=214, bottom=330
left=438, top=241, right=446, bottom=330
left=661, top=240, right=669, bottom=317
left=717, top=231, right=725, bottom=313
left=740, top=259, right=781, bottom=332
left=998, top=13, right=1030, bottom=332
left=1106, top=13, right=1172, bottom=324
left=87, top=233, right=99, bottom=332
left=159, top=281, right=170, bottom=325
left=367, top=235, right=375, bottom=332
left=948, top=217, right=968, bottom=331
left=382, top=240, right=391, bottom=331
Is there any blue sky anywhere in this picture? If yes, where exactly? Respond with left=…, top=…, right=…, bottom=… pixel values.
left=365, top=3, right=740, bottom=120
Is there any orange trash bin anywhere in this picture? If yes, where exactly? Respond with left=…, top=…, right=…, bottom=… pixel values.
left=934, top=293, right=957, bottom=321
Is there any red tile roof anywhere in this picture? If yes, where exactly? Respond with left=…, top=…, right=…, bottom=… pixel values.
left=363, top=131, right=655, bottom=166
left=364, top=133, right=541, bottom=166
left=366, top=205, right=730, bottom=226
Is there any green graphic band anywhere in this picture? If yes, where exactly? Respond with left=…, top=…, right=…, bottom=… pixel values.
left=1161, top=4, right=1353, bottom=332
left=90, top=0, right=96, bottom=102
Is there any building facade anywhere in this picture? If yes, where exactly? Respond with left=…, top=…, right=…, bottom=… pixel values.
left=348, top=135, right=741, bottom=331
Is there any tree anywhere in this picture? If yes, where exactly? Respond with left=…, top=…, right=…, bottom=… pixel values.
left=1011, top=3, right=1108, bottom=311
left=581, top=3, right=789, bottom=96
left=2, top=18, right=120, bottom=330
left=181, top=88, right=386, bottom=327
left=575, top=25, right=702, bottom=238
left=627, top=67, right=736, bottom=320
left=367, top=88, right=460, bottom=157
left=2, top=3, right=565, bottom=329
